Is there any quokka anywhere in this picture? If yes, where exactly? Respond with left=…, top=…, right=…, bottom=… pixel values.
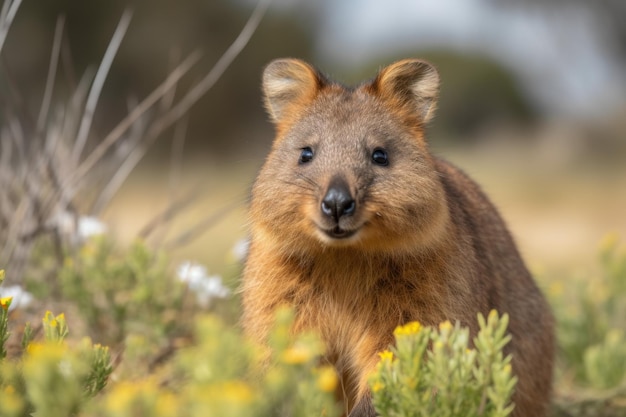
left=242, top=58, right=555, bottom=417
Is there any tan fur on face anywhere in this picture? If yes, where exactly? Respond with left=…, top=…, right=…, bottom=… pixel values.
left=243, top=58, right=554, bottom=417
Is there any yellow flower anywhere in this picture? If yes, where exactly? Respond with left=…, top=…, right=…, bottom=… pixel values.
left=104, top=381, right=146, bottom=413
left=282, top=344, right=314, bottom=364
left=378, top=350, right=394, bottom=362
left=26, top=342, right=40, bottom=355
left=155, top=392, right=179, bottom=417
left=25, top=342, right=66, bottom=359
left=393, top=321, right=421, bottom=337
left=317, top=366, right=338, bottom=392
left=438, top=320, right=453, bottom=332
left=0, top=269, right=5, bottom=284
left=43, top=311, right=55, bottom=325
left=219, top=381, right=255, bottom=403
left=371, top=380, right=385, bottom=393
left=0, top=296, right=12, bottom=311
left=488, top=309, right=498, bottom=322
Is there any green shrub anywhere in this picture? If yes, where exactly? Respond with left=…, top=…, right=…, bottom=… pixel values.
left=3, top=241, right=523, bottom=417
left=583, top=329, right=626, bottom=390
left=0, top=307, right=112, bottom=417
left=1, top=279, right=340, bottom=417
left=545, top=235, right=626, bottom=417
left=550, top=234, right=626, bottom=389
left=87, top=307, right=341, bottom=417
left=370, top=311, right=516, bottom=417
left=10, top=235, right=626, bottom=416
left=58, top=237, right=193, bottom=346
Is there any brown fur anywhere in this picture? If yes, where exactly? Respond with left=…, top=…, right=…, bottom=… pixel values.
left=242, top=58, right=554, bottom=417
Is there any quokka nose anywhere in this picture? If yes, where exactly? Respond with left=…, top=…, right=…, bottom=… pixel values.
left=321, top=179, right=356, bottom=221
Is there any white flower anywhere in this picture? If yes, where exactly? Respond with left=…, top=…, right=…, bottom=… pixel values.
left=176, top=261, right=230, bottom=307
left=231, top=238, right=249, bottom=262
left=54, top=211, right=107, bottom=244
left=78, top=216, right=107, bottom=239
left=0, top=285, right=34, bottom=311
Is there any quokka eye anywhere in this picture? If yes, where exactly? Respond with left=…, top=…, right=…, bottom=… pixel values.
left=299, top=147, right=314, bottom=164
left=372, top=148, right=389, bottom=166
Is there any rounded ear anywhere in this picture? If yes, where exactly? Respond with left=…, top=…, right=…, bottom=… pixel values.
left=262, top=58, right=325, bottom=124
left=373, top=59, right=440, bottom=124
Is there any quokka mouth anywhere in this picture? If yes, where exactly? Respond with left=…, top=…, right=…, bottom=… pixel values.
left=323, top=226, right=357, bottom=240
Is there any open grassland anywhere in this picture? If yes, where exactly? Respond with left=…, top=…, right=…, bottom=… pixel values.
left=102, top=138, right=626, bottom=280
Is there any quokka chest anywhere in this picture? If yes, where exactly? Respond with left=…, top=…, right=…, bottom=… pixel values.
left=289, top=258, right=454, bottom=353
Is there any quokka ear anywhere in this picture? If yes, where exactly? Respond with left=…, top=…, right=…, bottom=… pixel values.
left=373, top=59, right=440, bottom=124
left=262, top=58, right=325, bottom=124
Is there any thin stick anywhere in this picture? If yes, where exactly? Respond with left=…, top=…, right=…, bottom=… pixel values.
left=0, top=0, right=23, bottom=56
left=163, top=198, right=244, bottom=250
left=90, top=111, right=148, bottom=216
left=144, top=115, right=189, bottom=245
left=36, top=15, right=65, bottom=134
left=137, top=184, right=202, bottom=239
left=67, top=50, right=202, bottom=188
left=0, top=0, right=9, bottom=28
left=70, top=9, right=133, bottom=165
left=144, top=0, right=272, bottom=143
left=64, top=0, right=270, bottom=205
left=87, top=0, right=270, bottom=224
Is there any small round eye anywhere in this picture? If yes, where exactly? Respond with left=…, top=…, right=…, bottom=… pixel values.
left=299, top=147, right=314, bottom=164
left=372, top=148, right=389, bottom=166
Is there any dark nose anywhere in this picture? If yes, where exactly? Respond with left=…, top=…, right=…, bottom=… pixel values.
left=321, top=179, right=356, bottom=221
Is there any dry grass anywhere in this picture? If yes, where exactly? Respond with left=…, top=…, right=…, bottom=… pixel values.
left=101, top=160, right=257, bottom=277
left=100, top=133, right=626, bottom=280
left=0, top=0, right=271, bottom=283
left=441, top=138, right=626, bottom=272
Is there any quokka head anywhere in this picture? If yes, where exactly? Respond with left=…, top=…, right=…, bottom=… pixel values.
left=251, top=58, right=450, bottom=255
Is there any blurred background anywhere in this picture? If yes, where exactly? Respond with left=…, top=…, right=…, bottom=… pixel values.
left=1, top=0, right=625, bottom=279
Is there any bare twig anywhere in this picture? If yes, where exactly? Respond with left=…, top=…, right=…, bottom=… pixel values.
left=66, top=50, right=202, bottom=189
left=137, top=185, right=203, bottom=240
left=70, top=0, right=270, bottom=192
left=70, top=8, right=133, bottom=165
left=0, top=0, right=23, bottom=56
left=1, top=0, right=272, bottom=285
left=36, top=15, right=65, bottom=135
left=144, top=0, right=272, bottom=143
left=159, top=48, right=182, bottom=114
left=75, top=0, right=270, bottom=237
left=90, top=104, right=152, bottom=216
left=163, top=199, right=244, bottom=250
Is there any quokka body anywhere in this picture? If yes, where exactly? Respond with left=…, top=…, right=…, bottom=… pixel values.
left=242, top=58, right=555, bottom=417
